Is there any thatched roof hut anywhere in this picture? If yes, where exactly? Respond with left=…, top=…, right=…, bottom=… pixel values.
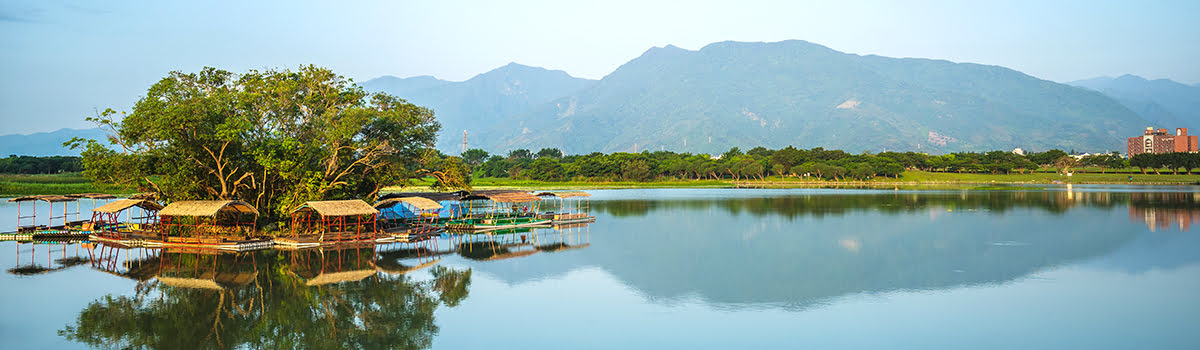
left=93, top=199, right=164, bottom=214
left=291, top=200, right=378, bottom=217
left=8, top=195, right=75, bottom=203
left=375, top=197, right=443, bottom=211
left=67, top=193, right=118, bottom=200
left=128, top=192, right=157, bottom=200
left=159, top=200, right=259, bottom=217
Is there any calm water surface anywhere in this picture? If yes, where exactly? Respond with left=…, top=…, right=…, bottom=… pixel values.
left=1, top=187, right=1199, bottom=349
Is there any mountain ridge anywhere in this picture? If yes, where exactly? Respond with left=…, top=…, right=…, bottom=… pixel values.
left=1068, top=74, right=1200, bottom=128
left=0, top=128, right=107, bottom=156
left=479, top=40, right=1142, bottom=154
left=361, top=63, right=596, bottom=151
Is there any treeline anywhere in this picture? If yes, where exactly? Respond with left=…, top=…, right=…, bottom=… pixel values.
left=456, top=146, right=1192, bottom=182
left=0, top=155, right=83, bottom=174
left=1129, top=152, right=1200, bottom=175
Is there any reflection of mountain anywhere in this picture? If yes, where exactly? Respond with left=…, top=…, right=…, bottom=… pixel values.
left=482, top=190, right=1197, bottom=309
left=63, top=244, right=472, bottom=349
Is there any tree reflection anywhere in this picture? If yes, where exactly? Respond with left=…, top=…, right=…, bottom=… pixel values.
left=60, top=244, right=471, bottom=349
left=591, top=190, right=1179, bottom=219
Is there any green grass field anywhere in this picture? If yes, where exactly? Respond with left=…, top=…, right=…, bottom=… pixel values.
left=5, top=169, right=1195, bottom=198
left=0, top=173, right=131, bottom=197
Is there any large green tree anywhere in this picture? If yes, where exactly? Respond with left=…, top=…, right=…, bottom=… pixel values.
left=73, top=66, right=448, bottom=221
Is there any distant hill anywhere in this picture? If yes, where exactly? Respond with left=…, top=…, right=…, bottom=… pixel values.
left=477, top=40, right=1143, bottom=154
left=0, top=128, right=107, bottom=156
left=361, top=63, right=595, bottom=152
left=1069, top=75, right=1200, bottom=128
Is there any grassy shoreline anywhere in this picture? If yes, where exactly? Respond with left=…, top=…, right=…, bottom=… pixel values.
left=3, top=171, right=1195, bottom=197
left=395, top=171, right=1198, bottom=192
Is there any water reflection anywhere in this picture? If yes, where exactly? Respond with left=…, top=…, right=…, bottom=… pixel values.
left=58, top=243, right=472, bottom=349
left=1127, top=192, right=1200, bottom=232
left=6, top=242, right=90, bottom=276
left=37, top=224, right=592, bottom=349
left=590, top=190, right=1197, bottom=218
left=568, top=189, right=1199, bottom=309
left=2, top=189, right=1196, bottom=348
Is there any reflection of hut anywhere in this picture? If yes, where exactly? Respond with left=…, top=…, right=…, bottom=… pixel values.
left=9, top=195, right=76, bottom=231
left=375, top=197, right=442, bottom=234
left=289, top=200, right=379, bottom=242
left=376, top=259, right=440, bottom=275
left=287, top=246, right=378, bottom=286
left=457, top=241, right=539, bottom=261
left=155, top=251, right=259, bottom=290
left=86, top=243, right=162, bottom=282
left=90, top=199, right=163, bottom=237
left=157, top=201, right=259, bottom=241
left=157, top=271, right=259, bottom=290
left=535, top=242, right=591, bottom=253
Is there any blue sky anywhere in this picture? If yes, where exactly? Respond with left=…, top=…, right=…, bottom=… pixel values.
left=1, top=0, right=1197, bottom=134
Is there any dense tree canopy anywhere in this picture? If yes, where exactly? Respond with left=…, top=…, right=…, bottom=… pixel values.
left=72, top=66, right=452, bottom=221
left=471, top=146, right=1200, bottom=182
left=0, top=155, right=81, bottom=174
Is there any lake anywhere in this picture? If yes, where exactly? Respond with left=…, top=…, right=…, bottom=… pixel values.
left=2, top=187, right=1199, bottom=349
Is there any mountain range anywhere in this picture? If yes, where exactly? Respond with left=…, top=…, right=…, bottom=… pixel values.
left=0, top=128, right=107, bottom=157
left=5, top=40, right=1198, bottom=156
left=1068, top=74, right=1200, bottom=129
left=361, top=63, right=595, bottom=152
left=365, top=40, right=1194, bottom=155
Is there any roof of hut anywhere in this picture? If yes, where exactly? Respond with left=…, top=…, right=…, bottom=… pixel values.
left=8, top=195, right=76, bottom=203
left=158, top=200, right=259, bottom=217
left=67, top=193, right=118, bottom=199
left=376, top=259, right=441, bottom=275
left=128, top=192, right=157, bottom=200
left=374, top=197, right=443, bottom=211
left=93, top=199, right=164, bottom=214
left=377, top=191, right=467, bottom=202
left=157, top=271, right=258, bottom=290
left=534, top=191, right=591, bottom=198
left=290, top=200, right=379, bottom=217
left=461, top=190, right=541, bottom=203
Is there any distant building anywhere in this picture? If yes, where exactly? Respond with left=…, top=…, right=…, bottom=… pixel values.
left=1127, top=127, right=1198, bottom=157
left=1011, top=148, right=1025, bottom=156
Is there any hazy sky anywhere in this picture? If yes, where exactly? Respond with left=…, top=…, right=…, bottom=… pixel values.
left=2, top=0, right=1197, bottom=134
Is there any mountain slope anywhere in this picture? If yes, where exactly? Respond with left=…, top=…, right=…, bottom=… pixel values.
left=0, top=128, right=107, bottom=156
left=361, top=63, right=595, bottom=152
left=480, top=40, right=1143, bottom=154
left=1068, top=75, right=1200, bottom=128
